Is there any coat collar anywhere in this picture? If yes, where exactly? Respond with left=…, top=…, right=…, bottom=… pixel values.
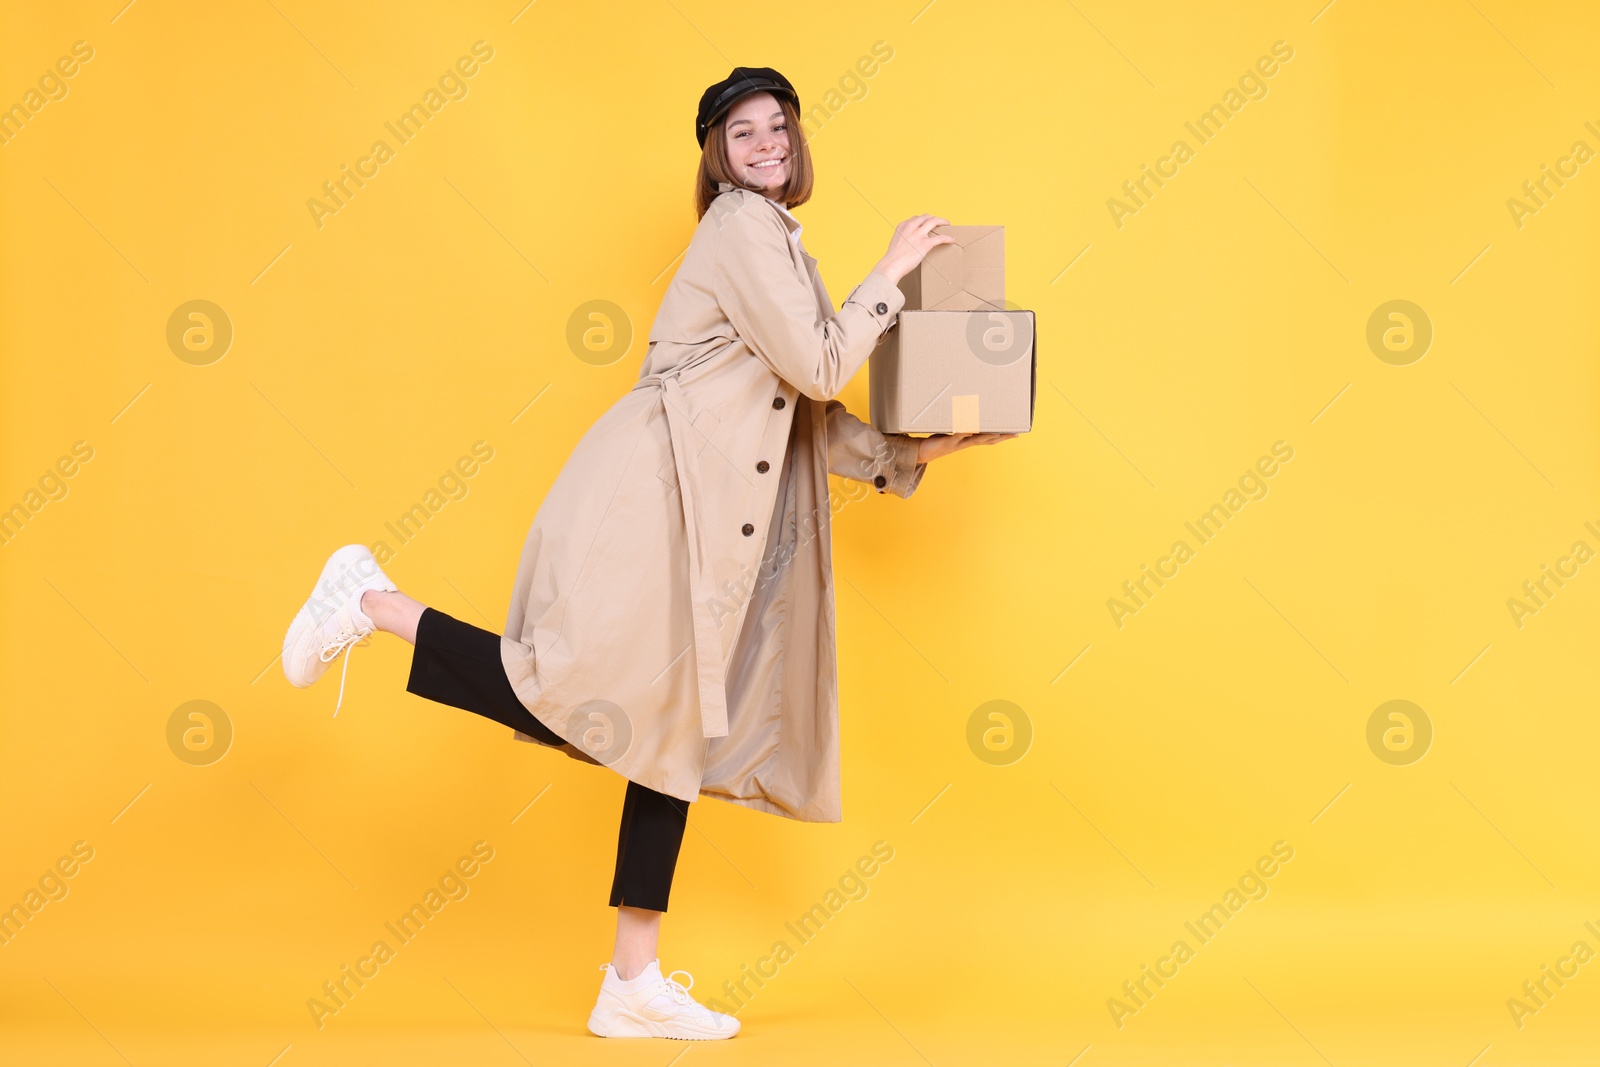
left=716, top=181, right=801, bottom=242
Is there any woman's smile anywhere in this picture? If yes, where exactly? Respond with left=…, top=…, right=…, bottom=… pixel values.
left=745, top=154, right=786, bottom=184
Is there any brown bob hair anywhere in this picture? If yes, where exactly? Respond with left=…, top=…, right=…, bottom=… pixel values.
left=694, top=91, right=814, bottom=220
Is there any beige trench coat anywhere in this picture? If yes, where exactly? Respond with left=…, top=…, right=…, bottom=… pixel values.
left=498, top=182, right=927, bottom=822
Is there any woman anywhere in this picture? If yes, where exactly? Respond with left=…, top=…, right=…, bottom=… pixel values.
left=280, top=65, right=1015, bottom=1041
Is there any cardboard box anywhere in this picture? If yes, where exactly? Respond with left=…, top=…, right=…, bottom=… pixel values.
left=870, top=309, right=1036, bottom=434
left=871, top=225, right=1036, bottom=433
left=896, top=226, right=1004, bottom=311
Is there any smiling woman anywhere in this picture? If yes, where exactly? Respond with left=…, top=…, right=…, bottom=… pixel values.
left=280, top=61, right=1010, bottom=1045
left=693, top=73, right=814, bottom=218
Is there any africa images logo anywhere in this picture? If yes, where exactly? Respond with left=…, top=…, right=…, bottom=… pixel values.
left=305, top=42, right=495, bottom=229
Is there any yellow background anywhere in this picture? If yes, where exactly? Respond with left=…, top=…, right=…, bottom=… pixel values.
left=3, top=0, right=1597, bottom=1063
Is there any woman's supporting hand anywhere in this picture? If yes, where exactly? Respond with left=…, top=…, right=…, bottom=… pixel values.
left=915, top=432, right=1019, bottom=464
left=873, top=215, right=956, bottom=285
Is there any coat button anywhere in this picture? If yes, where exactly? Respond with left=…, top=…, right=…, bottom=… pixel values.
left=772, top=396, right=786, bottom=410
left=874, top=474, right=887, bottom=488
left=875, top=302, right=888, bottom=314
left=756, top=460, right=770, bottom=473
left=741, top=522, right=755, bottom=536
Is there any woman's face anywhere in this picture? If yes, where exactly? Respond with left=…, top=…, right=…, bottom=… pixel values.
left=722, top=91, right=790, bottom=199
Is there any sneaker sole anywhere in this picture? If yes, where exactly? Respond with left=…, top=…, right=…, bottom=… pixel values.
left=586, top=1008, right=738, bottom=1040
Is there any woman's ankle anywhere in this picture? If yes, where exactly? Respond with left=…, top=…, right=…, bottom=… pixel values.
left=612, top=957, right=649, bottom=981
left=361, top=589, right=423, bottom=644
left=360, top=588, right=389, bottom=630
left=611, top=904, right=662, bottom=980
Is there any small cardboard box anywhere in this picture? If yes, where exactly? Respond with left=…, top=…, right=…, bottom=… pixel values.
left=870, top=309, right=1036, bottom=434
left=896, top=226, right=1005, bottom=311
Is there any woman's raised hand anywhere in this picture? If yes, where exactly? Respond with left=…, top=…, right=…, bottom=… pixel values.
left=915, top=432, right=1019, bottom=464
left=873, top=215, right=956, bottom=286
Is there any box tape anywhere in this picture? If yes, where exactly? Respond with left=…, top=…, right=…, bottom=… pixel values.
left=952, top=394, right=980, bottom=433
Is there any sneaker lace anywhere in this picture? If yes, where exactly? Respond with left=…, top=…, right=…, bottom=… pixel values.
left=321, top=625, right=372, bottom=718
left=594, top=963, right=700, bottom=1009
left=663, top=970, right=696, bottom=1005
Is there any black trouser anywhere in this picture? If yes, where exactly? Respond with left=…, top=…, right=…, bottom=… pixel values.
left=404, top=607, right=689, bottom=912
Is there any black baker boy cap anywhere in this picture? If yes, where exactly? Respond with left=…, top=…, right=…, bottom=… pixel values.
left=696, top=66, right=799, bottom=148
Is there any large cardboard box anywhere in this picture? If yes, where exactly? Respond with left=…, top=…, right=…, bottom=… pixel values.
left=870, top=309, right=1036, bottom=433
left=870, top=225, right=1037, bottom=434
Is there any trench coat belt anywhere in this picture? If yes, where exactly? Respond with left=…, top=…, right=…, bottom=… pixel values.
left=630, top=368, right=730, bottom=739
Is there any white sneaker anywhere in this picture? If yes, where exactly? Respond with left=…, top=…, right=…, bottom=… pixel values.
left=281, top=545, right=397, bottom=716
left=587, top=959, right=740, bottom=1040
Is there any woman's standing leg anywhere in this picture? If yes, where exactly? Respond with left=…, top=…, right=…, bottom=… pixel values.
left=590, top=781, right=731, bottom=1039
left=609, top=781, right=690, bottom=978
left=364, top=592, right=693, bottom=980
left=611, top=908, right=662, bottom=981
